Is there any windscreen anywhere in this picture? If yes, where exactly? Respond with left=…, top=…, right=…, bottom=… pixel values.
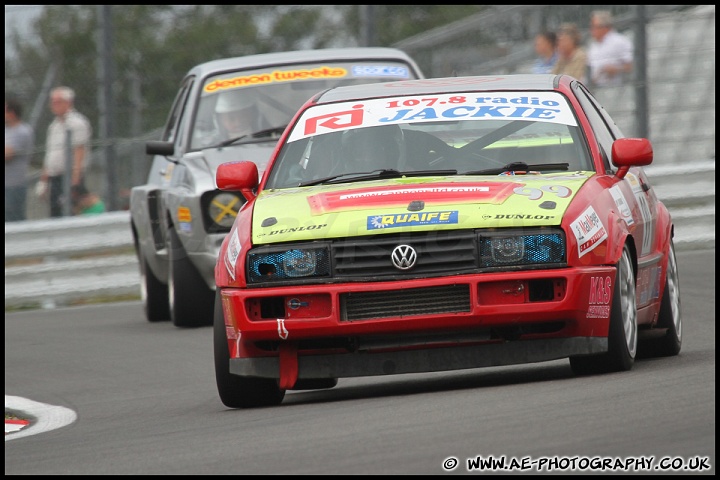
left=190, top=60, right=419, bottom=151
left=265, top=91, right=593, bottom=189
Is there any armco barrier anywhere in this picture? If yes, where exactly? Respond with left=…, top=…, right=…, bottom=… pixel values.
left=5, top=210, right=138, bottom=310
left=4, top=210, right=134, bottom=261
left=4, top=161, right=714, bottom=310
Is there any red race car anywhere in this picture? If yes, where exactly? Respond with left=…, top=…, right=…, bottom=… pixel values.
left=213, top=74, right=682, bottom=408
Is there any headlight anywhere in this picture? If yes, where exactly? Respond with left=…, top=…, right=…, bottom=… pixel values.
left=490, top=236, right=525, bottom=263
left=206, top=192, right=242, bottom=229
left=478, top=229, right=565, bottom=268
left=247, top=245, right=331, bottom=283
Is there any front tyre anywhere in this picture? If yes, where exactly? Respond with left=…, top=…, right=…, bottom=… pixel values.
left=570, top=244, right=637, bottom=375
left=213, top=291, right=285, bottom=408
left=138, top=251, right=170, bottom=322
left=167, top=226, right=215, bottom=328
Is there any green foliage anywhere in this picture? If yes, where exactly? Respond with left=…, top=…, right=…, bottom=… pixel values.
left=262, top=6, right=355, bottom=52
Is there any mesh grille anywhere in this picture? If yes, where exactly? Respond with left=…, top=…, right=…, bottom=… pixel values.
left=341, top=284, right=471, bottom=321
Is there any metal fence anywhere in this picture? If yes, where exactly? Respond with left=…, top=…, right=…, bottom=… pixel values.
left=395, top=4, right=716, bottom=165
left=395, top=5, right=679, bottom=76
left=5, top=5, right=715, bottom=222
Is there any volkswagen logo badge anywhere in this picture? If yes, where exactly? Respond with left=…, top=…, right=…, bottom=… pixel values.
left=391, top=244, right=417, bottom=270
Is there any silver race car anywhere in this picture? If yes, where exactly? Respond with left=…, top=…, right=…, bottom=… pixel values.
left=130, top=48, right=425, bottom=327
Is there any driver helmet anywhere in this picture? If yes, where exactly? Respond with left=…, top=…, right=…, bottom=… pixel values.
left=215, top=89, right=257, bottom=138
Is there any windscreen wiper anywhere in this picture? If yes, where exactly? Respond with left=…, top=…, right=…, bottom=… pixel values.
left=464, top=162, right=569, bottom=176
left=249, top=125, right=287, bottom=139
left=218, top=135, right=248, bottom=147
left=298, top=169, right=457, bottom=187
left=217, top=126, right=288, bottom=148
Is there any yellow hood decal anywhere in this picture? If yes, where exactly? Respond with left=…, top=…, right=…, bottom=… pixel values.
left=253, top=173, right=592, bottom=244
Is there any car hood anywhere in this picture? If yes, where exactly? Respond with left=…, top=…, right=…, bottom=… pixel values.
left=251, top=172, right=593, bottom=244
left=202, top=142, right=277, bottom=176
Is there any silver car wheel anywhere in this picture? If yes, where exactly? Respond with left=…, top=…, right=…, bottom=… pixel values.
left=666, top=243, right=682, bottom=341
left=618, top=249, right=638, bottom=359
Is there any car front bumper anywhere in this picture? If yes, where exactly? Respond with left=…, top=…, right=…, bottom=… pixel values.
left=220, top=265, right=617, bottom=387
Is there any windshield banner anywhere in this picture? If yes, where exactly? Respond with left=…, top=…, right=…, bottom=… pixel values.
left=289, top=92, right=576, bottom=142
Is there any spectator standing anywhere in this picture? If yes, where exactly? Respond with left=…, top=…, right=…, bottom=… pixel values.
left=532, top=31, right=558, bottom=74
left=38, top=86, right=93, bottom=217
left=551, top=23, right=588, bottom=84
left=5, top=97, right=35, bottom=222
left=587, top=10, right=634, bottom=88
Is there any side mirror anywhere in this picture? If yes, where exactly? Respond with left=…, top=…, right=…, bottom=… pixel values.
left=146, top=140, right=175, bottom=156
left=216, top=161, right=259, bottom=202
left=612, top=138, right=653, bottom=179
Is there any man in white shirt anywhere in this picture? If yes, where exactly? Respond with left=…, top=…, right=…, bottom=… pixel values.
left=38, top=86, right=92, bottom=217
left=587, top=10, right=634, bottom=88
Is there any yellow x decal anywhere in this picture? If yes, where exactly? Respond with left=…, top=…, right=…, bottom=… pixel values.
left=212, top=196, right=240, bottom=223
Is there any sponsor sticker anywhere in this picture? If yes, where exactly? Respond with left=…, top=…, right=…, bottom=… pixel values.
left=625, top=173, right=654, bottom=256
left=368, top=210, right=459, bottom=229
left=307, top=183, right=515, bottom=215
left=289, top=92, right=577, bottom=142
left=637, top=264, right=662, bottom=306
left=571, top=205, right=608, bottom=257
left=609, top=184, right=634, bottom=225
left=587, top=275, right=612, bottom=318
left=352, top=65, right=409, bottom=78
left=204, top=66, right=348, bottom=94
left=266, top=223, right=328, bottom=236
left=178, top=206, right=191, bottom=222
